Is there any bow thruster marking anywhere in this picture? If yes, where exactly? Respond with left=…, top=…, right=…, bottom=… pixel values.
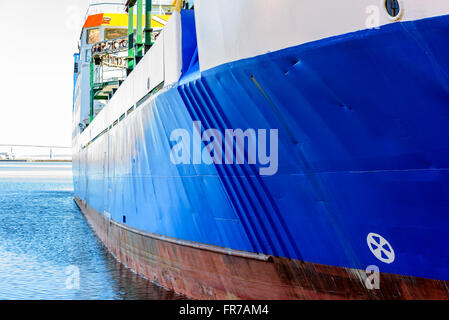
left=367, top=233, right=395, bottom=264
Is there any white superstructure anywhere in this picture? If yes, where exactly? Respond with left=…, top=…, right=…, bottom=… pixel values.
left=195, top=0, right=449, bottom=71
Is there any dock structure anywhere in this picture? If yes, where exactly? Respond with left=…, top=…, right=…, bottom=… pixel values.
left=0, top=144, right=71, bottom=161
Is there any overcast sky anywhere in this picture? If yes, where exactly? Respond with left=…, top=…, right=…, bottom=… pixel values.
left=0, top=1, right=87, bottom=147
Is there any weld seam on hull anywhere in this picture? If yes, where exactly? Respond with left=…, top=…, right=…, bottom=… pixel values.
left=108, top=217, right=272, bottom=262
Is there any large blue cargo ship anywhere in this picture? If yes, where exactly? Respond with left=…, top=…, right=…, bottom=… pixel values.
left=73, top=0, right=449, bottom=299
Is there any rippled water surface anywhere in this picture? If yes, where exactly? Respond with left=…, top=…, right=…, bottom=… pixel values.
left=0, top=162, right=184, bottom=300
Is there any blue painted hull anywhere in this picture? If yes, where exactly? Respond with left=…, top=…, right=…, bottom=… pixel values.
left=73, top=14, right=449, bottom=283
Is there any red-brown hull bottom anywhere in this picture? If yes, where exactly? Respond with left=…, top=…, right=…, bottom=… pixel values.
left=74, top=197, right=449, bottom=300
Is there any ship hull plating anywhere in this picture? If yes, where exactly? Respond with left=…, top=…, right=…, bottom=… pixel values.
left=73, top=14, right=449, bottom=298
left=75, top=197, right=449, bottom=299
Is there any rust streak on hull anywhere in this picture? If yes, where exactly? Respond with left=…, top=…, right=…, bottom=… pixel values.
left=74, top=197, right=449, bottom=300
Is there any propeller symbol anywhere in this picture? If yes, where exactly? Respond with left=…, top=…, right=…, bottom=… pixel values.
left=367, top=233, right=395, bottom=264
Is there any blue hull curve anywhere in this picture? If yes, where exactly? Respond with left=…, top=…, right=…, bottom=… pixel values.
left=73, top=14, right=449, bottom=282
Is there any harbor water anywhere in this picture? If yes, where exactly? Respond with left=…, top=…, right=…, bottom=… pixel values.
left=0, top=162, right=184, bottom=300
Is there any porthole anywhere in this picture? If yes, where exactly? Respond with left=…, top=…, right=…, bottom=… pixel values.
left=385, top=0, right=401, bottom=18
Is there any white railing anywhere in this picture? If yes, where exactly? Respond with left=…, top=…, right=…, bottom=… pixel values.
left=87, top=1, right=127, bottom=16
left=86, top=0, right=175, bottom=16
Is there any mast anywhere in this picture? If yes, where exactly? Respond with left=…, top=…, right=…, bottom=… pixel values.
left=145, top=0, right=153, bottom=52
left=127, top=2, right=135, bottom=75
left=136, top=0, right=144, bottom=64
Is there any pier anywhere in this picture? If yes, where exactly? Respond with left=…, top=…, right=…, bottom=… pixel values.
left=0, top=144, right=71, bottom=162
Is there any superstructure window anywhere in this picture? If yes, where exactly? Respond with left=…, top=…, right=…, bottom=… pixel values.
left=105, top=28, right=128, bottom=40
left=87, top=28, right=100, bottom=44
